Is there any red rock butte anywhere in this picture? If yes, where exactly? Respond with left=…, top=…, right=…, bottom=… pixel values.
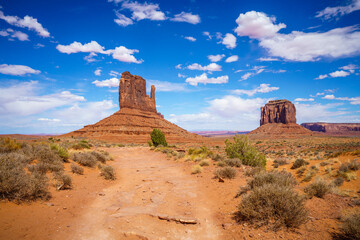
left=62, top=71, right=203, bottom=143
left=249, top=99, right=313, bottom=137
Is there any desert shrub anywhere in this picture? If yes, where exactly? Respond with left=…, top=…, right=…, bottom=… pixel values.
left=72, top=152, right=97, bottom=167
left=50, top=144, right=69, bottom=162
left=332, top=177, right=345, bottom=187
left=273, top=158, right=289, bottom=167
left=217, top=161, right=226, bottom=167
left=0, top=137, right=22, bottom=153
left=224, top=158, right=242, bottom=167
left=90, top=151, right=112, bottom=163
left=148, top=141, right=153, bottom=147
left=339, top=160, right=360, bottom=174
left=211, top=153, right=223, bottom=161
left=225, top=135, right=266, bottom=168
left=53, top=173, right=72, bottom=190
left=291, top=158, right=309, bottom=169
left=304, top=178, right=330, bottom=198
left=248, top=170, right=297, bottom=190
left=99, top=165, right=116, bottom=180
left=336, top=209, right=360, bottom=240
left=32, top=144, right=64, bottom=173
left=187, top=146, right=212, bottom=160
left=199, top=159, right=210, bottom=166
left=244, top=166, right=264, bottom=177
left=150, top=129, right=167, bottom=147
left=296, top=166, right=307, bottom=177
left=71, top=163, right=84, bottom=175
left=0, top=154, right=50, bottom=201
left=175, top=152, right=185, bottom=160
left=71, top=140, right=91, bottom=150
left=236, top=184, right=308, bottom=229
left=303, top=169, right=317, bottom=182
left=191, top=165, right=203, bottom=174
left=214, top=167, right=237, bottom=179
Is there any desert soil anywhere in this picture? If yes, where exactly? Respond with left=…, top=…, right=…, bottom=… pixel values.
left=0, top=146, right=354, bottom=240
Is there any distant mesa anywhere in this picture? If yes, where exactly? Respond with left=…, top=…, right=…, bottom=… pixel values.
left=62, top=71, right=202, bottom=143
left=249, top=99, right=313, bottom=136
left=301, top=122, right=360, bottom=136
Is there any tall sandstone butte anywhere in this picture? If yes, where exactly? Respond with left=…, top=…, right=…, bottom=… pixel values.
left=62, top=71, right=202, bottom=143
left=119, top=71, right=156, bottom=113
left=260, top=99, right=296, bottom=125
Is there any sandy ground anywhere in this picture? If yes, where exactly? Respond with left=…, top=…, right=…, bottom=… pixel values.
left=0, top=146, right=356, bottom=240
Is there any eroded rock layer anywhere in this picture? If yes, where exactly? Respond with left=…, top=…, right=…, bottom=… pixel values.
left=260, top=100, right=296, bottom=126
left=301, top=122, right=360, bottom=136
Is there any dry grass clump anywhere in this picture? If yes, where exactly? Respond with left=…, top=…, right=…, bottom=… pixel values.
left=71, top=140, right=91, bottom=150
left=236, top=184, right=308, bottom=229
left=191, top=165, right=203, bottom=174
left=0, top=137, right=22, bottom=153
left=211, top=153, right=224, bottom=161
left=187, top=146, right=212, bottom=161
left=30, top=144, right=64, bottom=174
left=247, top=170, right=297, bottom=190
left=53, top=173, right=72, bottom=190
left=338, top=159, right=360, bottom=174
left=72, top=152, right=97, bottom=167
left=273, top=158, right=289, bottom=168
left=304, top=178, right=331, bottom=198
left=214, top=167, right=237, bottom=179
left=225, top=135, right=266, bottom=168
left=71, top=163, right=84, bottom=175
left=291, top=158, right=309, bottom=169
left=199, top=159, right=210, bottom=166
left=224, top=158, right=242, bottom=167
left=334, top=209, right=360, bottom=240
left=244, top=166, right=264, bottom=177
left=90, top=150, right=113, bottom=163
left=99, top=165, right=116, bottom=180
left=332, top=176, right=345, bottom=187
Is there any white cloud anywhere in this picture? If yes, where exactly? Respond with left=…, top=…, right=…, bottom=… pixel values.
left=0, top=10, right=50, bottom=37
left=235, top=11, right=360, bottom=61
left=171, top=12, right=200, bottom=24
left=175, top=64, right=182, bottom=69
left=0, top=64, right=40, bottom=76
left=184, top=36, right=196, bottom=42
left=316, top=74, right=328, bottom=80
left=92, top=78, right=119, bottom=88
left=178, top=73, right=186, bottom=78
left=0, top=81, right=85, bottom=117
left=84, top=52, right=98, bottom=63
left=294, top=98, right=314, bottom=102
left=241, top=72, right=253, bottom=80
left=322, top=94, right=360, bottom=105
left=121, top=1, right=166, bottom=21
left=329, top=70, right=350, bottom=78
left=94, top=68, right=102, bottom=76
left=203, top=31, right=212, bottom=40
left=38, top=118, right=61, bottom=122
left=235, top=11, right=286, bottom=39
left=257, top=57, right=280, bottom=61
left=114, top=11, right=134, bottom=26
left=296, top=102, right=348, bottom=123
left=208, top=54, right=225, bottom=62
left=225, top=55, right=239, bottom=63
left=109, top=70, right=121, bottom=77
left=221, top=33, right=237, bottom=49
left=147, top=80, right=186, bottom=92
left=316, top=0, right=360, bottom=20
left=185, top=73, right=228, bottom=86
left=187, top=63, right=222, bottom=71
left=0, top=28, right=29, bottom=41
left=232, top=83, right=279, bottom=96
left=340, top=64, right=358, bottom=71
left=239, top=66, right=266, bottom=80
left=56, top=41, right=142, bottom=63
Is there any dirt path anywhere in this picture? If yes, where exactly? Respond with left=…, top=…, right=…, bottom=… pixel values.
left=57, top=147, right=220, bottom=240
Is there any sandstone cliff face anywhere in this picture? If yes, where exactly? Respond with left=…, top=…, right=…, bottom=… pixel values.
left=119, top=71, right=156, bottom=113
left=260, top=100, right=296, bottom=126
left=301, top=123, right=360, bottom=135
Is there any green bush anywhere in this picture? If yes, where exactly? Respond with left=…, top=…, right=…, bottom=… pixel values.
left=151, top=129, right=167, bottom=147
left=50, top=144, right=69, bottom=162
left=71, top=140, right=91, bottom=150
left=99, top=165, right=116, bottom=180
left=0, top=137, right=22, bottom=153
left=304, top=178, right=330, bottom=198
left=247, top=170, right=297, bottom=190
left=236, top=184, right=308, bottom=229
left=214, top=167, right=237, bottom=179
left=291, top=158, right=309, bottom=169
left=225, top=135, right=266, bottom=168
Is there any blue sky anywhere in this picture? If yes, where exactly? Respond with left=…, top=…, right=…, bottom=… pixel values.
left=0, top=0, right=359, bottom=134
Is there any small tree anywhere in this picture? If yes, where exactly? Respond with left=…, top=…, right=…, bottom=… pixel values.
left=225, top=135, right=266, bottom=168
left=151, top=129, right=167, bottom=147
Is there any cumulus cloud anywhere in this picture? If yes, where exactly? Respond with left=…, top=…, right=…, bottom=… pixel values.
left=175, top=64, right=182, bottom=69
left=232, top=83, right=279, bottom=96
left=84, top=52, right=98, bottom=63
left=316, top=74, right=328, bottom=80
left=0, top=10, right=50, bottom=37
left=171, top=12, right=200, bottom=24
left=322, top=94, right=360, bottom=105
left=329, top=70, right=350, bottom=78
left=239, top=66, right=265, bottom=80
left=184, top=36, right=196, bottom=42
left=114, top=11, right=134, bottom=26
left=147, top=80, right=186, bottom=92
left=257, top=57, right=280, bottom=61
left=56, top=41, right=142, bottom=63
left=185, top=73, right=228, bottom=86
left=235, top=11, right=286, bottom=39
left=203, top=31, right=212, bottom=40
left=0, top=28, right=29, bottom=41
left=187, top=63, right=222, bottom=71
left=235, top=11, right=360, bottom=61
left=225, top=55, right=239, bottom=63
left=109, top=70, right=121, bottom=77
left=92, top=78, right=119, bottom=88
left=94, top=68, right=102, bottom=76
left=295, top=102, right=348, bottom=123
left=208, top=54, right=225, bottom=62
left=316, top=64, right=358, bottom=79
left=221, top=33, right=237, bottom=49
left=294, top=98, right=315, bottom=102
left=0, top=64, right=40, bottom=76
left=121, top=1, right=166, bottom=21
left=38, top=118, right=61, bottom=122
left=316, top=0, right=360, bottom=20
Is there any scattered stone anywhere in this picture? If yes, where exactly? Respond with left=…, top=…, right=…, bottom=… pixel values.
left=150, top=214, right=197, bottom=224
left=46, top=203, right=54, bottom=207
left=218, top=177, right=224, bottom=182
left=99, top=192, right=105, bottom=196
